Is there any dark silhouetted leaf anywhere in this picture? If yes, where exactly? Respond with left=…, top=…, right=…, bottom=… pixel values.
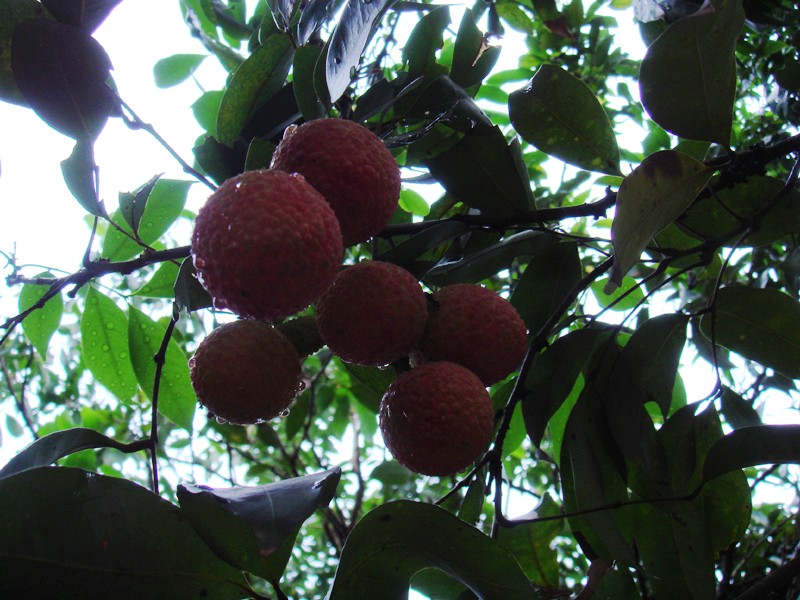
left=128, top=306, right=195, bottom=430
left=328, top=500, right=538, bottom=599
left=425, top=125, right=534, bottom=218
left=510, top=241, right=581, bottom=335
left=325, top=0, right=395, bottom=102
left=81, top=287, right=138, bottom=403
left=678, top=175, right=800, bottom=246
left=41, top=0, right=122, bottom=32
left=244, top=136, right=276, bottom=170
left=19, top=272, right=62, bottom=359
left=267, top=0, right=297, bottom=30
left=0, top=428, right=145, bottom=480
left=174, top=257, right=214, bottom=312
left=639, top=0, right=744, bottom=144
left=509, top=64, right=620, bottom=175
left=343, top=362, right=395, bottom=412
left=606, top=150, right=712, bottom=292
left=0, top=467, right=247, bottom=598
left=293, top=44, right=326, bottom=120
left=451, top=9, right=501, bottom=90
left=276, top=315, right=324, bottom=358
left=193, top=135, right=247, bottom=184
left=216, top=33, right=294, bottom=146
left=0, top=0, right=50, bottom=106
left=119, top=174, right=161, bottom=235
left=61, top=139, right=104, bottom=215
left=153, top=53, right=206, bottom=88
left=375, top=220, right=470, bottom=274
left=297, top=0, right=345, bottom=46
left=403, top=5, right=449, bottom=79
left=12, top=18, right=114, bottom=140
left=522, top=327, right=613, bottom=447
left=178, top=468, right=340, bottom=581
left=703, top=425, right=800, bottom=483
left=700, top=286, right=800, bottom=379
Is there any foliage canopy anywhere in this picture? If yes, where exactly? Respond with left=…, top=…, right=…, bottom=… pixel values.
left=1, top=0, right=800, bottom=598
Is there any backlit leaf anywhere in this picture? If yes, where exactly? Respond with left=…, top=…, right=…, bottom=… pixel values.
left=153, top=53, right=206, bottom=88
left=606, top=150, right=712, bottom=292
left=703, top=425, right=800, bottom=483
left=509, top=64, right=620, bottom=175
left=0, top=0, right=50, bottom=106
left=19, top=272, right=62, bottom=359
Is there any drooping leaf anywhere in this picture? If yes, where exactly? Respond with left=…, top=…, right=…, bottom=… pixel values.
left=403, top=5, right=450, bottom=79
left=101, top=179, right=191, bottom=261
left=119, top=174, right=161, bottom=235
left=425, top=125, right=534, bottom=217
left=61, top=139, right=104, bottom=216
left=81, top=287, right=138, bottom=403
left=41, top=0, right=123, bottom=32
left=11, top=18, right=114, bottom=140
left=153, top=53, right=207, bottom=88
left=174, top=257, right=214, bottom=312
left=719, top=386, right=761, bottom=429
left=374, top=220, right=471, bottom=275
left=0, top=467, right=247, bottom=598
left=450, top=9, right=501, bottom=90
left=292, top=44, right=325, bottom=121
left=677, top=175, right=800, bottom=246
left=0, top=0, right=50, bottom=106
left=510, top=241, right=581, bottom=335
left=703, top=425, right=800, bottom=483
left=18, top=272, right=63, bottom=359
left=522, top=327, right=614, bottom=447
left=606, top=150, right=713, bottom=292
left=325, top=0, right=395, bottom=102
left=328, top=500, right=538, bottom=599
left=216, top=33, right=294, bottom=146
left=178, top=468, right=340, bottom=581
left=127, top=306, right=195, bottom=431
left=509, top=64, right=621, bottom=175
left=0, top=428, right=147, bottom=480
left=639, top=0, right=744, bottom=144
left=700, top=286, right=800, bottom=379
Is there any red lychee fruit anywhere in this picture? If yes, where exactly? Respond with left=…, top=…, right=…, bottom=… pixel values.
left=189, top=320, right=302, bottom=425
left=412, top=284, right=528, bottom=386
left=379, top=362, right=494, bottom=476
left=270, top=119, right=400, bottom=247
left=316, top=261, right=427, bottom=366
left=191, top=169, right=343, bottom=322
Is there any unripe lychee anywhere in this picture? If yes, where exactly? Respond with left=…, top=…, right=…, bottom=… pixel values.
left=191, top=169, right=343, bottom=322
left=316, top=261, right=427, bottom=366
left=270, top=119, right=400, bottom=247
left=379, top=362, right=494, bottom=476
left=412, top=284, right=528, bottom=386
left=189, top=320, right=302, bottom=425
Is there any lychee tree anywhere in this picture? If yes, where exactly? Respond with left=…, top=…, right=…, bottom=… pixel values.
left=1, top=0, right=799, bottom=598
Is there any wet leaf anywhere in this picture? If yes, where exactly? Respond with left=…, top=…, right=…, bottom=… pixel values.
left=19, top=272, right=62, bottom=359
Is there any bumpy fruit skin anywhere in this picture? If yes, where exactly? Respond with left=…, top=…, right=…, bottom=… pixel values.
left=189, top=320, right=302, bottom=425
left=412, top=284, right=528, bottom=386
left=379, top=362, right=494, bottom=476
left=316, top=261, right=427, bottom=366
left=270, top=119, right=400, bottom=247
left=191, top=169, right=343, bottom=322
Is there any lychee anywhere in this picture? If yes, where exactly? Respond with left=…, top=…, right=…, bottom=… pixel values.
left=379, top=362, right=494, bottom=476
left=270, top=119, right=401, bottom=247
left=316, top=261, right=427, bottom=366
left=189, top=320, right=302, bottom=425
left=191, top=169, right=343, bottom=322
left=412, top=284, right=528, bottom=386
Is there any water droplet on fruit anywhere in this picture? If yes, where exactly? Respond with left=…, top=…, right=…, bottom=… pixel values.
left=194, top=257, right=206, bottom=269
left=213, top=297, right=228, bottom=310
left=333, top=56, right=342, bottom=65
left=215, top=415, right=228, bottom=424
left=188, top=357, right=196, bottom=368
left=279, top=409, right=290, bottom=418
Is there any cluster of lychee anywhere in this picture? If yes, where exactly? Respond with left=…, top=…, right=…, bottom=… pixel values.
left=188, top=118, right=528, bottom=477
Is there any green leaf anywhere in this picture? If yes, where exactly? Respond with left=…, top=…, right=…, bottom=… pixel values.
left=244, top=136, right=276, bottom=171
left=178, top=468, right=340, bottom=581
left=192, top=89, right=224, bottom=132
left=398, top=189, right=431, bottom=217
left=403, top=5, right=450, bottom=79
left=102, top=179, right=191, bottom=261
left=508, top=64, right=620, bottom=175
left=119, top=174, right=161, bottom=235
left=591, top=275, right=645, bottom=311
left=61, top=139, right=104, bottom=216
left=0, top=428, right=146, bottom=480
left=127, top=306, right=195, bottom=430
left=677, top=175, right=800, bottom=246
left=216, top=33, right=294, bottom=146
left=133, top=261, right=181, bottom=298
left=700, top=286, right=800, bottom=379
left=510, top=241, right=581, bottom=334
left=639, top=0, right=744, bottom=144
left=606, top=150, right=713, bottom=292
left=174, top=257, right=213, bottom=312
left=292, top=45, right=326, bottom=121
left=328, top=500, right=538, bottom=599
left=451, top=9, right=501, bottom=90
left=81, top=288, right=138, bottom=403
left=18, top=273, right=62, bottom=358
left=0, top=467, right=247, bottom=598
left=343, top=363, right=395, bottom=413
left=426, top=125, right=534, bottom=218
left=703, top=425, right=800, bottom=483
left=153, top=53, right=207, bottom=88
left=325, top=0, right=395, bottom=102
left=374, top=221, right=470, bottom=274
